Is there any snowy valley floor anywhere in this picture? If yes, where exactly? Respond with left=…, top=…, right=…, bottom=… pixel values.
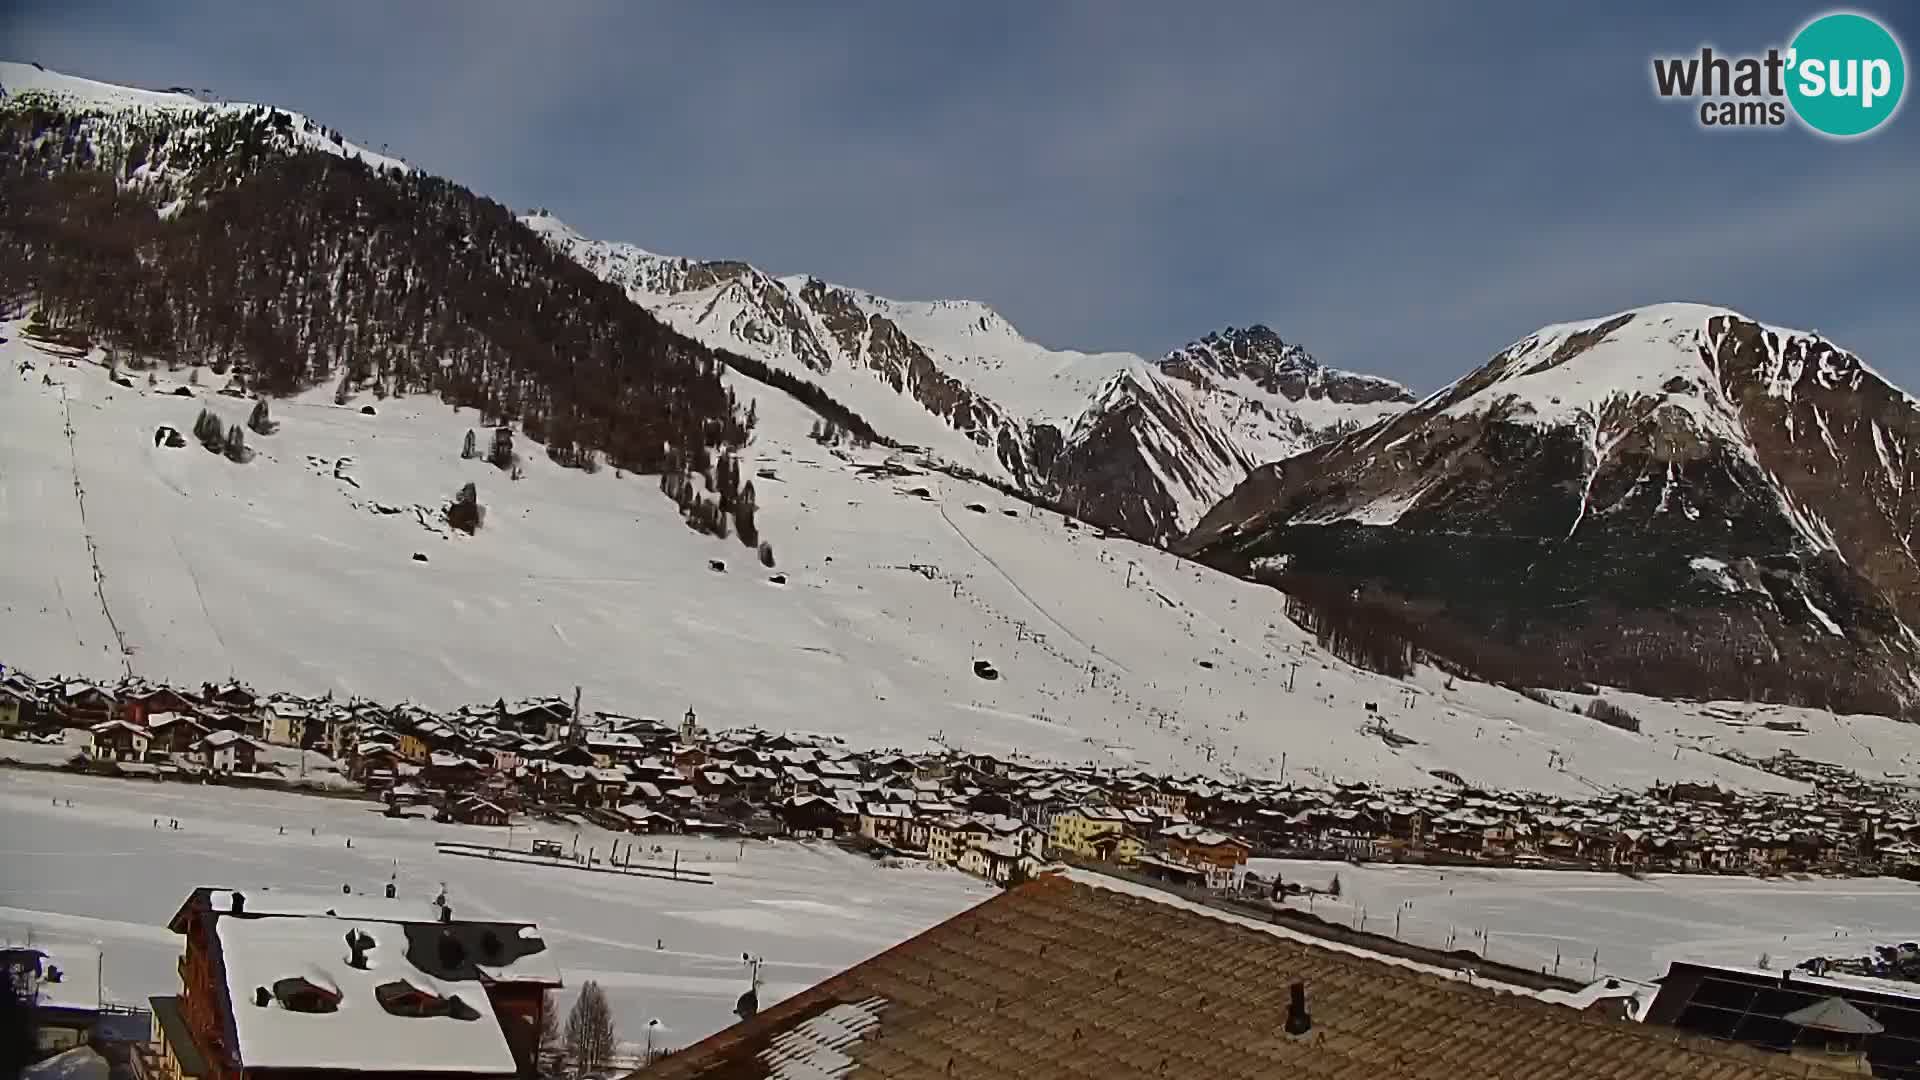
left=0, top=770, right=994, bottom=1051
left=10, top=770, right=1920, bottom=1054
left=1254, top=858, right=1920, bottom=986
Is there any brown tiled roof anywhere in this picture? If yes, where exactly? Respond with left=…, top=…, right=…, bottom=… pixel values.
left=638, top=873, right=1833, bottom=1080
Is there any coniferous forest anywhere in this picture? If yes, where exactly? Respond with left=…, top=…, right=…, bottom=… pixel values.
left=0, top=96, right=885, bottom=497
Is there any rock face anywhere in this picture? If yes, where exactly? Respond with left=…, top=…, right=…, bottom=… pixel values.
left=1179, top=304, right=1920, bottom=716
left=524, top=211, right=1413, bottom=543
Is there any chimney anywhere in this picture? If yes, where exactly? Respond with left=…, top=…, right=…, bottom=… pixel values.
left=1284, top=982, right=1312, bottom=1036
left=345, top=930, right=371, bottom=970
left=231, top=891, right=246, bottom=915
left=385, top=882, right=397, bottom=900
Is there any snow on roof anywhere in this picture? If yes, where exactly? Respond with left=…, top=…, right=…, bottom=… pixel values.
left=13, top=945, right=103, bottom=1012
left=207, top=889, right=451, bottom=923
left=215, top=916, right=518, bottom=1073
left=22, top=1046, right=109, bottom=1080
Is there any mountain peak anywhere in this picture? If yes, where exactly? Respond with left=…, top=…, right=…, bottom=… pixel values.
left=1162, top=324, right=1412, bottom=408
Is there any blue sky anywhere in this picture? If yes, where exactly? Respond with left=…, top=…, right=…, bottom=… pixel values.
left=4, top=1, right=1915, bottom=390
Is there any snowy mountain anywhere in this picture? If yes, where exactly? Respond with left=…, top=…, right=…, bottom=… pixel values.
left=8, top=60, right=1920, bottom=781
left=1182, top=304, right=1920, bottom=717
left=522, top=213, right=1412, bottom=542
left=12, top=323, right=1920, bottom=797
left=0, top=60, right=410, bottom=197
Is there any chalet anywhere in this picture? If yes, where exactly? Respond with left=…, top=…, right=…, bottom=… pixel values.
left=858, top=803, right=915, bottom=847
left=775, top=795, right=846, bottom=838
left=695, top=769, right=739, bottom=798
left=89, top=719, right=151, bottom=761
left=196, top=730, right=262, bottom=773
left=0, top=682, right=39, bottom=732
left=122, top=685, right=197, bottom=726
left=584, top=732, right=650, bottom=767
left=814, top=759, right=862, bottom=782
left=352, top=745, right=405, bottom=784
left=547, top=744, right=596, bottom=768
left=262, top=703, right=311, bottom=748
left=616, top=805, right=681, bottom=834
left=148, top=712, right=212, bottom=754
left=926, top=817, right=994, bottom=866
left=395, top=731, right=429, bottom=764
left=424, top=752, right=487, bottom=790
left=199, top=682, right=259, bottom=713
left=586, top=767, right=628, bottom=807
left=955, top=837, right=1037, bottom=885
left=444, top=796, right=510, bottom=827
left=1161, top=828, right=1253, bottom=888
left=62, top=682, right=117, bottom=726
left=157, top=887, right=562, bottom=1080
left=501, top=698, right=572, bottom=738
left=1049, top=805, right=1136, bottom=861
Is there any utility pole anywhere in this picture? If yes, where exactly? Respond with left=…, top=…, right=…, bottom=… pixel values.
left=571, top=685, right=583, bottom=746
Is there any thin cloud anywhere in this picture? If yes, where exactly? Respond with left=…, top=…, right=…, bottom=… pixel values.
left=2, top=0, right=1914, bottom=388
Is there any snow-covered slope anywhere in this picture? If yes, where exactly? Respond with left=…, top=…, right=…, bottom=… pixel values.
left=1184, top=303, right=1920, bottom=715
left=0, top=60, right=411, bottom=180
left=522, top=212, right=1411, bottom=542
left=10, top=325, right=1920, bottom=796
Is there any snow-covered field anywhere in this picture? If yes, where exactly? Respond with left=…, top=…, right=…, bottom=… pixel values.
left=8, top=326, right=1920, bottom=797
left=0, top=770, right=993, bottom=1051
left=1252, top=858, right=1920, bottom=985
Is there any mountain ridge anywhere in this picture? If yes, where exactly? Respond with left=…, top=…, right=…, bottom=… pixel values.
left=1180, top=302, right=1920, bottom=716
left=521, top=210, right=1414, bottom=541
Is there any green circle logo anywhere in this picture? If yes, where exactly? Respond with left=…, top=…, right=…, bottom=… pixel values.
left=1787, top=12, right=1906, bottom=137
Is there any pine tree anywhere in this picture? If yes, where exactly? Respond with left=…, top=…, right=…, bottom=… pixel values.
left=734, top=481, right=759, bottom=547
left=447, top=482, right=483, bottom=534
left=224, top=421, right=248, bottom=463
left=247, top=398, right=276, bottom=435
left=563, top=981, right=617, bottom=1077
left=758, top=541, right=775, bottom=568
left=461, top=429, right=478, bottom=460
left=194, top=408, right=226, bottom=452
left=489, top=427, right=515, bottom=471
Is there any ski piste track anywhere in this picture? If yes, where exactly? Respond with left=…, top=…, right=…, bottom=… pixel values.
left=60, top=382, right=133, bottom=678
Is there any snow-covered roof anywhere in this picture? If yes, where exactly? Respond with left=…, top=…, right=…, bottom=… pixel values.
left=214, top=916, right=518, bottom=1073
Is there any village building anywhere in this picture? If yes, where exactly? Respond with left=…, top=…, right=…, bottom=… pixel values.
left=195, top=730, right=263, bottom=774
left=89, top=719, right=152, bottom=762
left=1048, top=805, right=1140, bottom=864
left=153, top=887, right=562, bottom=1080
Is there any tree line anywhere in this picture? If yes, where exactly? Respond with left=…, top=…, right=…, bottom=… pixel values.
left=1263, top=569, right=1904, bottom=717
left=0, top=97, right=891, bottom=534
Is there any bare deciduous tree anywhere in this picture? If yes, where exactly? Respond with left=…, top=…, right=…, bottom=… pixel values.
left=563, top=980, right=617, bottom=1077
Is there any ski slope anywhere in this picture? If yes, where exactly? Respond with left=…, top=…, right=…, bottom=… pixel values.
left=6, top=324, right=1920, bottom=796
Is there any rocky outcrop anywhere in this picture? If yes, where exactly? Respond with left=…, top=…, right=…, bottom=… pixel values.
left=529, top=212, right=1413, bottom=544
left=1180, top=305, right=1920, bottom=716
